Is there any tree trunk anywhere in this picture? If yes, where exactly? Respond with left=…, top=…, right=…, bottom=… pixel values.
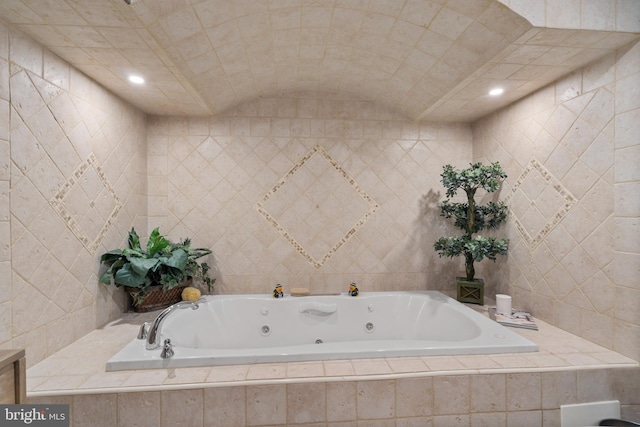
left=465, top=188, right=476, bottom=281
left=465, top=252, right=475, bottom=281
left=466, top=188, right=476, bottom=235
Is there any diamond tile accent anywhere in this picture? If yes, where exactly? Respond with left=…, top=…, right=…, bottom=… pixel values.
left=50, top=153, right=122, bottom=255
left=256, top=145, right=379, bottom=269
left=504, top=157, right=577, bottom=250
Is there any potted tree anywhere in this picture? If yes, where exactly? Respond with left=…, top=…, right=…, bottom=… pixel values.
left=99, top=227, right=214, bottom=312
left=434, top=162, right=509, bottom=304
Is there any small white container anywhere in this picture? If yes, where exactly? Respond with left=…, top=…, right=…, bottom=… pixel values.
left=495, top=294, right=512, bottom=315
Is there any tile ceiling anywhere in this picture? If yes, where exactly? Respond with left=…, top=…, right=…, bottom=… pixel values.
left=1, top=0, right=638, bottom=121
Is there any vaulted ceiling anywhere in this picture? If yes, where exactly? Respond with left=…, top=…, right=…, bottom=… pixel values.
left=1, top=0, right=638, bottom=121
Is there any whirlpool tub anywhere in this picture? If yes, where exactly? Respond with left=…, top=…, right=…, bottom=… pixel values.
left=106, top=291, right=538, bottom=371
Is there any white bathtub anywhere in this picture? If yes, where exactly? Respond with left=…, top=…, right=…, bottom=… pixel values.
left=106, top=291, right=537, bottom=371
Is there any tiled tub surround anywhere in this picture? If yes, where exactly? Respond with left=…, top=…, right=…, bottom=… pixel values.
left=148, top=36, right=640, bottom=367
left=27, top=304, right=639, bottom=427
left=472, top=39, right=640, bottom=361
left=0, top=9, right=637, bottom=426
left=2, top=15, right=639, bottom=376
left=146, top=95, right=474, bottom=297
left=0, top=22, right=147, bottom=367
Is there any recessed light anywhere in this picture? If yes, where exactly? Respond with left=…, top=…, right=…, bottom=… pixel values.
left=128, top=75, right=145, bottom=85
left=489, top=87, right=504, bottom=96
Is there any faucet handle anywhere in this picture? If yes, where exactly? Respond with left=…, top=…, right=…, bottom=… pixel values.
left=137, top=322, right=150, bottom=340
left=161, top=339, right=174, bottom=359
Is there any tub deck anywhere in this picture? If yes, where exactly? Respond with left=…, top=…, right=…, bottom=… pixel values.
left=27, top=303, right=638, bottom=397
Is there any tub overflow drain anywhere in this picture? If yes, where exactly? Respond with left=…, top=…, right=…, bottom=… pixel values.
left=315, top=339, right=323, bottom=344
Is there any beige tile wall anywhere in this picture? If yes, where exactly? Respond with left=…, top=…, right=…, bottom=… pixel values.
left=1, top=8, right=638, bottom=375
left=0, top=22, right=147, bottom=366
left=146, top=92, right=473, bottom=296
left=472, top=40, right=640, bottom=361
left=0, top=23, right=10, bottom=351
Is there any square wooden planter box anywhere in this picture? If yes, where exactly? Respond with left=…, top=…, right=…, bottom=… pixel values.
left=456, top=277, right=484, bottom=305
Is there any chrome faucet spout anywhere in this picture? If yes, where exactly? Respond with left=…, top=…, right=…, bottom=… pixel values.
left=145, top=300, right=200, bottom=350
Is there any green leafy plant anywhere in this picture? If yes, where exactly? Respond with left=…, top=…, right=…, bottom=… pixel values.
left=99, top=228, right=215, bottom=296
left=434, top=162, right=509, bottom=281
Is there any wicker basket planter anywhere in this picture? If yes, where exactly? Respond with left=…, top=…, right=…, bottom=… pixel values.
left=125, top=285, right=187, bottom=313
left=100, top=228, right=214, bottom=313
